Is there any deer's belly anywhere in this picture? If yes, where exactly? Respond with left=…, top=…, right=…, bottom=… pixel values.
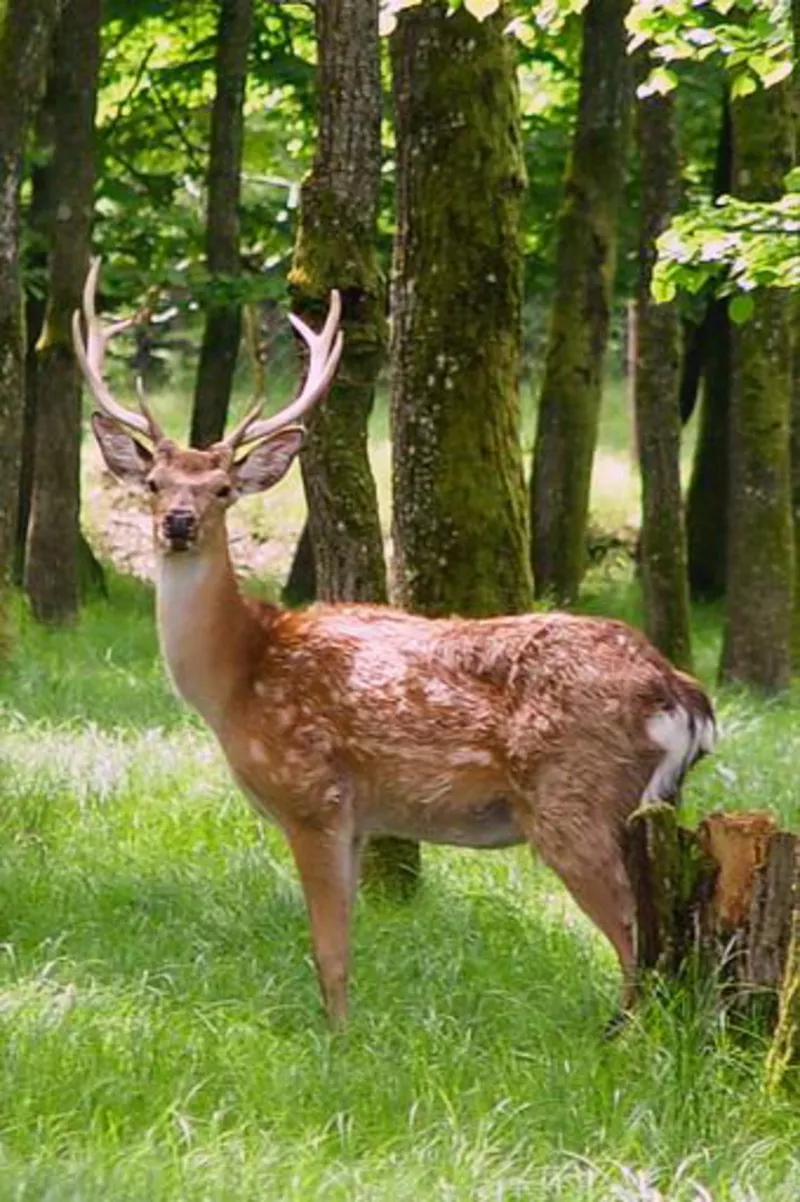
left=364, top=794, right=525, bottom=850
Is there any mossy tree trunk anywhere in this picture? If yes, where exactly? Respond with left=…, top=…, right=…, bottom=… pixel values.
left=529, top=0, right=631, bottom=605
left=633, top=65, right=692, bottom=670
left=686, top=102, right=733, bottom=602
left=720, top=76, right=794, bottom=692
left=390, top=3, right=533, bottom=620
left=289, top=0, right=419, bottom=895
left=24, top=0, right=101, bottom=625
left=190, top=0, right=253, bottom=449
left=0, top=0, right=62, bottom=587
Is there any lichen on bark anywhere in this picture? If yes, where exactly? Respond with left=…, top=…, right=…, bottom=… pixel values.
left=529, top=0, right=631, bottom=606
left=390, top=2, right=532, bottom=619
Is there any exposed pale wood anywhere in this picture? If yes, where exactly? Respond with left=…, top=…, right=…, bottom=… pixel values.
left=626, top=806, right=799, bottom=1079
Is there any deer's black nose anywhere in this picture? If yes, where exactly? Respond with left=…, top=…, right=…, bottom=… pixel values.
left=163, top=510, right=196, bottom=542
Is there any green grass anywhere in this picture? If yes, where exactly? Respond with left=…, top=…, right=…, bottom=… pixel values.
left=3, top=377, right=800, bottom=1200
left=2, top=572, right=800, bottom=1200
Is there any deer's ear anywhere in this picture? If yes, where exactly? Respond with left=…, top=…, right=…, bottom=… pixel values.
left=232, top=426, right=305, bottom=497
left=91, top=413, right=153, bottom=483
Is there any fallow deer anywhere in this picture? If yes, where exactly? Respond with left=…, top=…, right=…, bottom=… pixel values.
left=74, top=259, right=716, bottom=1027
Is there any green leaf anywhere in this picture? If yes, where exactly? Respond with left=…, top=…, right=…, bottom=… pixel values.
left=728, top=294, right=755, bottom=324
left=730, top=72, right=757, bottom=99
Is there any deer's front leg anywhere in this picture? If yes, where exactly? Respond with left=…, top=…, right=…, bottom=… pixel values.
left=285, top=819, right=358, bottom=1028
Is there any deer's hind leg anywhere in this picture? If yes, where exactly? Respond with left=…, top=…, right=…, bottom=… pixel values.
left=516, top=771, right=639, bottom=1011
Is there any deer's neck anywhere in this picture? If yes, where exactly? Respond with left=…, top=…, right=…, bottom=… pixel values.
left=155, top=539, right=258, bottom=732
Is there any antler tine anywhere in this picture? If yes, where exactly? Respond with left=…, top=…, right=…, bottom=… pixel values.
left=219, top=290, right=343, bottom=452
left=72, top=256, right=164, bottom=443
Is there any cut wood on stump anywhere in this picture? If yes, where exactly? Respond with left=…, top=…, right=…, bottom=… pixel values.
left=625, top=806, right=799, bottom=1085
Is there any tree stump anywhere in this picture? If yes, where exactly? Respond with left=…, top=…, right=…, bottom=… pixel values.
left=625, top=805, right=799, bottom=1086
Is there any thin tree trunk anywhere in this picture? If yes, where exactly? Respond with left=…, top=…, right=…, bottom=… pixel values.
left=190, top=0, right=253, bottom=449
left=791, top=0, right=800, bottom=670
left=787, top=292, right=792, bottom=673
left=282, top=519, right=316, bottom=607
left=686, top=301, right=731, bottom=601
left=721, top=77, right=794, bottom=692
left=0, top=0, right=62, bottom=587
left=289, top=0, right=418, bottom=895
left=390, top=3, right=533, bottom=619
left=529, top=0, right=631, bottom=605
left=633, top=66, right=692, bottom=670
left=686, top=101, right=733, bottom=602
left=24, top=0, right=101, bottom=625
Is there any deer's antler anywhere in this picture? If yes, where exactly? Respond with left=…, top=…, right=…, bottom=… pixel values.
left=218, top=291, right=343, bottom=453
left=72, top=257, right=164, bottom=444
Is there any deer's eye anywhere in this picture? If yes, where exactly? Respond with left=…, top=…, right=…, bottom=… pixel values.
left=147, top=479, right=159, bottom=494
left=216, top=485, right=232, bottom=499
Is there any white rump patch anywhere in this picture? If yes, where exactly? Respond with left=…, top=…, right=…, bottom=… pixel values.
left=642, top=705, right=717, bottom=804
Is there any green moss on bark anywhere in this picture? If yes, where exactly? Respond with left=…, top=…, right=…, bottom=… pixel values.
left=289, top=0, right=415, bottom=895
left=529, top=0, right=631, bottom=605
left=721, top=79, right=794, bottom=692
left=390, top=3, right=532, bottom=619
left=287, top=0, right=388, bottom=608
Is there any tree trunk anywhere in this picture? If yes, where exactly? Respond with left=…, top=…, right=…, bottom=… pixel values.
left=791, top=3, right=800, bottom=670
left=686, top=101, right=733, bottom=602
left=190, top=0, right=253, bottom=449
left=289, top=0, right=418, bottom=895
left=282, top=519, right=316, bottom=607
left=0, top=0, right=62, bottom=587
left=686, top=301, right=731, bottom=601
left=390, top=3, right=533, bottom=620
left=24, top=0, right=101, bottom=625
left=529, top=0, right=631, bottom=605
left=787, top=292, right=792, bottom=673
left=625, top=806, right=799, bottom=1083
left=720, top=78, right=794, bottom=692
left=633, top=65, right=692, bottom=670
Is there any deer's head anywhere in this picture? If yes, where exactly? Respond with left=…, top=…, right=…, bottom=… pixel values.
left=73, top=259, right=343, bottom=556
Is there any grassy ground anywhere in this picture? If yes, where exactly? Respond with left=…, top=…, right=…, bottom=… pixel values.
left=2, top=382, right=800, bottom=1200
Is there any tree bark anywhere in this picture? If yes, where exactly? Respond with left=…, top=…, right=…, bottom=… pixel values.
left=282, top=519, right=316, bottom=608
left=686, top=101, right=733, bottom=602
left=633, top=67, right=692, bottom=670
left=289, top=0, right=418, bottom=895
left=390, top=3, right=533, bottom=619
left=791, top=2, right=800, bottom=670
left=190, top=0, right=253, bottom=449
left=0, top=0, right=62, bottom=587
left=529, top=0, right=631, bottom=605
left=686, top=300, right=732, bottom=601
left=625, top=805, right=799, bottom=1084
left=720, top=78, right=794, bottom=692
left=23, top=0, right=101, bottom=624
left=626, top=807, right=796, bottom=983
